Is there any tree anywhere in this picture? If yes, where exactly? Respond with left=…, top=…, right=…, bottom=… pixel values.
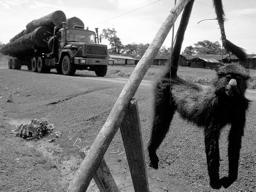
left=101, top=28, right=123, bottom=54
left=122, top=44, right=138, bottom=56
left=158, top=46, right=171, bottom=57
left=122, top=43, right=149, bottom=58
left=183, top=45, right=195, bottom=55
left=182, top=40, right=226, bottom=55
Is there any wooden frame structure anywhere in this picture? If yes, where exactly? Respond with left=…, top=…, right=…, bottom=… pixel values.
left=68, top=0, right=192, bottom=191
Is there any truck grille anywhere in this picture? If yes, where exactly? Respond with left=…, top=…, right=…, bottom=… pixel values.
left=85, top=45, right=108, bottom=57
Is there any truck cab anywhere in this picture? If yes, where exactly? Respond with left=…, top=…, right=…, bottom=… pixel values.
left=48, top=24, right=109, bottom=76
left=3, top=12, right=109, bottom=77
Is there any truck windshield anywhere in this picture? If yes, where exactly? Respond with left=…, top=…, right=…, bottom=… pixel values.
left=66, top=29, right=95, bottom=44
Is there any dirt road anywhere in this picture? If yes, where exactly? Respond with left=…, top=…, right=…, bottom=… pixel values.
left=0, top=67, right=256, bottom=192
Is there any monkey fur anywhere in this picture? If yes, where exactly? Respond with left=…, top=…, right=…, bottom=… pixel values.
left=148, top=0, right=250, bottom=189
left=148, top=64, right=250, bottom=189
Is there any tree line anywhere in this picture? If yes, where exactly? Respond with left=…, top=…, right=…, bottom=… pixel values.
left=101, top=28, right=226, bottom=58
left=0, top=29, right=226, bottom=58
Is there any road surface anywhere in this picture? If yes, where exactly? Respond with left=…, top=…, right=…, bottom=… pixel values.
left=0, top=68, right=256, bottom=192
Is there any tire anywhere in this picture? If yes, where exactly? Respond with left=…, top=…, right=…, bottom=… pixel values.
left=13, top=59, right=21, bottom=70
left=44, top=67, right=51, bottom=73
left=8, top=59, right=14, bottom=69
left=37, top=56, right=46, bottom=73
left=31, top=57, right=37, bottom=72
left=95, top=65, right=107, bottom=77
left=61, top=55, right=76, bottom=75
left=27, top=63, right=32, bottom=71
left=56, top=65, right=62, bottom=74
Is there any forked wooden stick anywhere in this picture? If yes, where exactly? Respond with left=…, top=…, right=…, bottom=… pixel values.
left=68, top=0, right=192, bottom=191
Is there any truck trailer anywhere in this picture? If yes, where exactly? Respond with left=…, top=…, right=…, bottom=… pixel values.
left=0, top=10, right=109, bottom=76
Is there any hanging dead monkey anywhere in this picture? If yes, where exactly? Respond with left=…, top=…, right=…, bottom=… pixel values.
left=148, top=0, right=250, bottom=189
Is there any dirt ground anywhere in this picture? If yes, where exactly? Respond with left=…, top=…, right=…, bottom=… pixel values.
left=0, top=62, right=256, bottom=192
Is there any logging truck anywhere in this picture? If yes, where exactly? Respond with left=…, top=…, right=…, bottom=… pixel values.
left=1, top=11, right=109, bottom=76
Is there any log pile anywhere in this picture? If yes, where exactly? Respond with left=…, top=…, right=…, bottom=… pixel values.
left=67, top=17, right=84, bottom=29
left=26, top=10, right=66, bottom=33
left=1, top=26, right=52, bottom=56
left=0, top=10, right=66, bottom=57
left=10, top=30, right=26, bottom=42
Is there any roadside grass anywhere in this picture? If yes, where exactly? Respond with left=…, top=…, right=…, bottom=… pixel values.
left=108, top=64, right=256, bottom=89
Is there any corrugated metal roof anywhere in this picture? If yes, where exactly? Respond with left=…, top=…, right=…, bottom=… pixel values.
left=183, top=54, right=225, bottom=61
left=109, top=54, right=136, bottom=60
left=198, top=57, right=219, bottom=63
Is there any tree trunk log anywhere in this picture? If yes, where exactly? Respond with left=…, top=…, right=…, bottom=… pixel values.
left=26, top=10, right=66, bottom=33
left=1, top=26, right=52, bottom=57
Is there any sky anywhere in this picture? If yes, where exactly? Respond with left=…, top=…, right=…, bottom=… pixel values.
left=0, top=0, right=255, bottom=53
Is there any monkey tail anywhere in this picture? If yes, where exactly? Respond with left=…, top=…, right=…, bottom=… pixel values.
left=223, top=40, right=247, bottom=61
left=213, top=0, right=247, bottom=61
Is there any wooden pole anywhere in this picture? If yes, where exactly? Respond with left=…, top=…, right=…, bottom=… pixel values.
left=170, top=0, right=194, bottom=77
left=171, top=0, right=177, bottom=51
left=93, top=159, right=120, bottom=192
left=68, top=0, right=192, bottom=191
left=120, top=99, right=149, bottom=192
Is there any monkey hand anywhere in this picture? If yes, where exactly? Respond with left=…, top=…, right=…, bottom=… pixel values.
left=210, top=180, right=222, bottom=189
left=220, top=176, right=237, bottom=188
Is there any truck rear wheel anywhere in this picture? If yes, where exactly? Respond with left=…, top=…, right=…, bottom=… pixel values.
left=27, top=63, right=32, bottom=71
left=61, top=55, right=76, bottom=75
left=95, top=65, right=107, bottom=77
left=14, top=60, right=21, bottom=70
left=31, top=57, right=37, bottom=72
left=8, top=59, right=14, bottom=69
left=37, top=56, right=46, bottom=73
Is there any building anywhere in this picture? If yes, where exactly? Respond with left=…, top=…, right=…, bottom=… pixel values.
left=153, top=55, right=169, bottom=65
left=108, top=54, right=138, bottom=65
left=247, top=54, right=256, bottom=69
left=184, top=54, right=222, bottom=69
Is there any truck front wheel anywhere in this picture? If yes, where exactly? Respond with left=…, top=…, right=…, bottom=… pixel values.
left=95, top=65, right=107, bottom=77
left=27, top=63, right=32, bottom=71
left=61, top=55, right=76, bottom=75
left=31, top=57, right=37, bottom=72
left=56, top=65, right=62, bottom=74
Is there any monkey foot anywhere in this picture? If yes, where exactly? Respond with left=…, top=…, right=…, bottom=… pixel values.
left=148, top=147, right=159, bottom=169
left=148, top=152, right=159, bottom=169
left=149, top=160, right=159, bottom=169
left=210, top=180, right=222, bottom=189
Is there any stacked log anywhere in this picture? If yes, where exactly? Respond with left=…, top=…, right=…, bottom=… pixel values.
left=0, top=10, right=66, bottom=57
left=10, top=30, right=26, bottom=42
left=67, top=17, right=84, bottom=29
left=1, top=26, right=52, bottom=57
left=26, top=10, right=66, bottom=33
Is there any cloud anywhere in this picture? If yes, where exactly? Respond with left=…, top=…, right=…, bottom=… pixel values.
left=28, top=1, right=59, bottom=9
left=0, top=0, right=30, bottom=8
left=0, top=0, right=58, bottom=9
left=0, top=1, right=9, bottom=8
left=230, top=8, right=256, bottom=16
left=116, top=0, right=151, bottom=10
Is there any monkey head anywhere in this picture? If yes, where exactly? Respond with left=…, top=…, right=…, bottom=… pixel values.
left=215, top=64, right=250, bottom=98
